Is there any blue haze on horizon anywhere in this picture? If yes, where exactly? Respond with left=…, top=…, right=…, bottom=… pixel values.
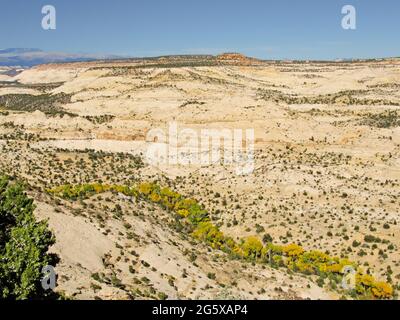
left=0, top=0, right=399, bottom=60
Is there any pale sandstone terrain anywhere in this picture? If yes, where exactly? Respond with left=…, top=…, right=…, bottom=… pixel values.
left=0, top=54, right=399, bottom=299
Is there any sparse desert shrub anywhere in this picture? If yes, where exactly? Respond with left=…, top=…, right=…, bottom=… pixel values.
left=157, top=292, right=168, bottom=300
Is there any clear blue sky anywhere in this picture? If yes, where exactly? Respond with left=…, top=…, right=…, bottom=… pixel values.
left=1, top=0, right=399, bottom=60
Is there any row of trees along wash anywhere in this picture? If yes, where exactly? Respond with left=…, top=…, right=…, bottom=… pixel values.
left=0, top=175, right=56, bottom=300
left=48, top=182, right=394, bottom=300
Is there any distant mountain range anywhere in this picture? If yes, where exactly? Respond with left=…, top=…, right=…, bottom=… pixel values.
left=0, top=48, right=123, bottom=67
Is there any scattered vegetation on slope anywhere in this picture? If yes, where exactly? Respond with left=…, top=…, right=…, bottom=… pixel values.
left=0, top=175, right=56, bottom=300
left=48, top=182, right=394, bottom=300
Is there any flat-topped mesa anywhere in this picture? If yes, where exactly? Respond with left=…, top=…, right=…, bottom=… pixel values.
left=217, top=52, right=259, bottom=66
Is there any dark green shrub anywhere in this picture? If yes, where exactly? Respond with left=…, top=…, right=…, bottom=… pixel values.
left=0, top=175, right=56, bottom=300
